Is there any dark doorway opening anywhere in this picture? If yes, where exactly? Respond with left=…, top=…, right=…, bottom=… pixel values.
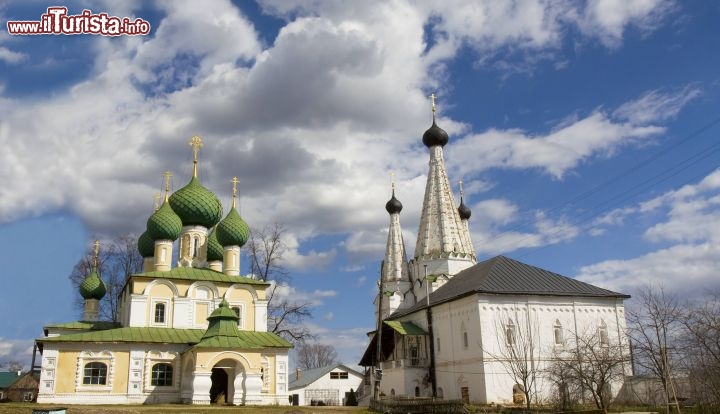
left=210, top=367, right=228, bottom=404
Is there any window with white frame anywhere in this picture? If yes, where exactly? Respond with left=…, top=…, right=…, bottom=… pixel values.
left=151, top=363, right=173, bottom=386
left=23, top=392, right=33, bottom=401
left=153, top=302, right=167, bottom=324
left=231, top=304, right=244, bottom=328
left=83, top=362, right=108, bottom=385
left=330, top=371, right=349, bottom=379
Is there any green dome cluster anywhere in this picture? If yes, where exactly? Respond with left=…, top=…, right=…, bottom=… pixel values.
left=216, top=207, right=250, bottom=247
left=206, top=227, right=224, bottom=262
left=79, top=268, right=106, bottom=300
left=147, top=201, right=182, bottom=241
left=137, top=231, right=155, bottom=257
left=169, top=176, right=223, bottom=228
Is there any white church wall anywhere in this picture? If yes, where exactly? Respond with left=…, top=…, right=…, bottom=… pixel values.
left=293, top=367, right=363, bottom=406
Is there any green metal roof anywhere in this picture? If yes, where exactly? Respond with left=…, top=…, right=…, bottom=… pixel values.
left=0, top=372, right=22, bottom=388
left=146, top=200, right=182, bottom=241
left=44, top=321, right=121, bottom=331
left=384, top=320, right=428, bottom=335
left=39, top=327, right=204, bottom=344
left=194, top=331, right=292, bottom=349
left=169, top=176, right=223, bottom=228
left=79, top=267, right=106, bottom=300
left=134, top=267, right=269, bottom=286
left=216, top=207, right=250, bottom=247
left=38, top=326, right=291, bottom=349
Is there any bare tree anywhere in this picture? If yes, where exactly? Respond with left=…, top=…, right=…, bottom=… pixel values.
left=69, top=234, right=142, bottom=321
left=487, top=309, right=538, bottom=410
left=1, top=360, right=24, bottom=372
left=549, top=329, right=628, bottom=414
left=682, top=293, right=720, bottom=408
left=295, top=341, right=339, bottom=370
left=246, top=223, right=313, bottom=342
left=626, top=285, right=682, bottom=409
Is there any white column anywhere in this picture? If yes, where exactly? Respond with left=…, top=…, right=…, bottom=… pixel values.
left=244, top=373, right=263, bottom=404
left=254, top=299, right=268, bottom=332
left=129, top=295, right=148, bottom=327
left=233, top=372, right=245, bottom=405
left=191, top=372, right=212, bottom=405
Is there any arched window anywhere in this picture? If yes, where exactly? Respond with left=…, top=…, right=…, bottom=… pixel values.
left=554, top=319, right=564, bottom=345
left=151, top=363, right=173, bottom=386
left=461, top=321, right=468, bottom=348
left=154, top=303, right=166, bottom=323
left=506, top=319, right=516, bottom=345
left=231, top=305, right=243, bottom=328
left=437, top=387, right=444, bottom=399
left=192, top=236, right=200, bottom=258
left=599, top=320, right=609, bottom=346
left=415, top=386, right=420, bottom=397
left=83, top=362, right=107, bottom=385
left=390, top=388, right=395, bottom=396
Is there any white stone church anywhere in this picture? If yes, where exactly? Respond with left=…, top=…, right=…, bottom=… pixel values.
left=359, top=101, right=631, bottom=405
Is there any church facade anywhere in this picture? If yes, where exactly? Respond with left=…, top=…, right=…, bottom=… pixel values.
left=360, top=99, right=631, bottom=405
left=35, top=137, right=292, bottom=405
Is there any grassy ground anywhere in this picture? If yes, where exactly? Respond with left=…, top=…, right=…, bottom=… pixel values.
left=0, top=403, right=375, bottom=414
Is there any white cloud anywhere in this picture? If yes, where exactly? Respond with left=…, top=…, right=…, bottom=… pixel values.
left=0, top=47, right=26, bottom=64
left=577, top=169, right=720, bottom=297
left=269, top=282, right=337, bottom=307
left=448, top=109, right=664, bottom=179
left=613, top=86, right=702, bottom=124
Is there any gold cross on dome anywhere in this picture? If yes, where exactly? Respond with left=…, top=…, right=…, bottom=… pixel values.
left=231, top=177, right=240, bottom=208
left=92, top=240, right=100, bottom=268
left=154, top=193, right=161, bottom=210
left=189, top=135, right=203, bottom=161
left=459, top=179, right=464, bottom=198
left=162, top=171, right=173, bottom=199
left=429, top=93, right=437, bottom=114
left=390, top=171, right=396, bottom=191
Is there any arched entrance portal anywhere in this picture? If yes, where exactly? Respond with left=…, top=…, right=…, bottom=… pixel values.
left=210, top=367, right=228, bottom=404
left=210, top=359, right=245, bottom=405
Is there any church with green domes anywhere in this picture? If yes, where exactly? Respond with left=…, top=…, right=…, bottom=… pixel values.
left=35, top=136, right=292, bottom=405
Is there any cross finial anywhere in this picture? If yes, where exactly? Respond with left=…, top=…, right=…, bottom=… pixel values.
left=189, top=135, right=203, bottom=177
left=162, top=171, right=173, bottom=201
left=390, top=171, right=396, bottom=192
left=231, top=177, right=240, bottom=208
left=430, top=93, right=437, bottom=114
left=459, top=179, right=464, bottom=198
left=92, top=240, right=100, bottom=268
left=154, top=193, right=161, bottom=210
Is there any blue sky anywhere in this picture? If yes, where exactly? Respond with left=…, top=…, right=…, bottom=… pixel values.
left=1, top=0, right=719, bottom=368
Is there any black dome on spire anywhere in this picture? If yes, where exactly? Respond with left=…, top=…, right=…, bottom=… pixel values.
left=458, top=197, right=471, bottom=220
left=385, top=191, right=403, bottom=214
left=422, top=120, right=449, bottom=148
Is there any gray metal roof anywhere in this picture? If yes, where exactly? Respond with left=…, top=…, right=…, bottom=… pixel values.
left=289, top=364, right=363, bottom=390
left=390, top=255, right=629, bottom=319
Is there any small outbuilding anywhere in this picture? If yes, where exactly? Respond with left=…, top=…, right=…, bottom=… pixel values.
left=289, top=364, right=363, bottom=406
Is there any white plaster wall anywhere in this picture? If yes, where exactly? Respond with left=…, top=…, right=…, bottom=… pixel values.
left=292, top=368, right=363, bottom=406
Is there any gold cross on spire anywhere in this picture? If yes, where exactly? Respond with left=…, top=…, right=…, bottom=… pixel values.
left=430, top=93, right=437, bottom=114
left=390, top=171, right=396, bottom=192
left=189, top=135, right=203, bottom=177
left=154, top=193, right=161, bottom=211
left=459, top=179, right=464, bottom=198
left=162, top=171, right=173, bottom=201
left=231, top=177, right=240, bottom=208
left=92, top=240, right=100, bottom=268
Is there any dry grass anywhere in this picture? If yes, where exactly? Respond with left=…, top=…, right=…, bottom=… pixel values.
left=0, top=403, right=374, bottom=414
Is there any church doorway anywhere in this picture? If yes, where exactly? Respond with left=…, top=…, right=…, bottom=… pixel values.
left=209, top=358, right=245, bottom=405
left=210, top=367, right=228, bottom=404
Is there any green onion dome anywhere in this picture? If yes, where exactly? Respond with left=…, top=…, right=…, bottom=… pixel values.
left=138, top=231, right=155, bottom=257
left=169, top=176, right=223, bottom=228
left=216, top=206, right=250, bottom=247
left=206, top=227, right=224, bottom=262
left=146, top=201, right=182, bottom=241
left=79, top=267, right=106, bottom=300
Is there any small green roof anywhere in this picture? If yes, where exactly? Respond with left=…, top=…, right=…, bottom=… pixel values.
left=0, top=372, right=22, bottom=388
left=79, top=267, right=106, bottom=300
left=384, top=320, right=428, bottom=336
left=134, top=267, right=269, bottom=286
